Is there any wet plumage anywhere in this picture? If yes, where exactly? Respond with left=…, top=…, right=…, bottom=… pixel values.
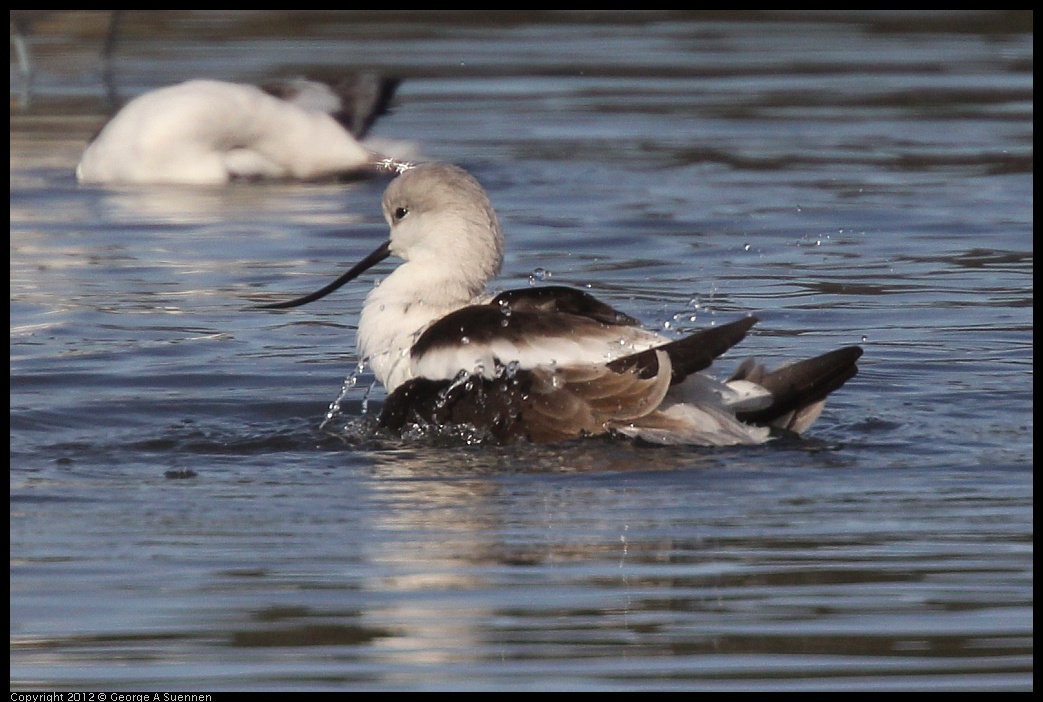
left=261, top=162, right=862, bottom=446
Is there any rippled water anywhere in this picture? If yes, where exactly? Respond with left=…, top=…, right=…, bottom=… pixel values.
left=10, top=11, right=1033, bottom=691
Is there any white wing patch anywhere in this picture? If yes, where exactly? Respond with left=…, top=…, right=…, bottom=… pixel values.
left=410, top=323, right=668, bottom=382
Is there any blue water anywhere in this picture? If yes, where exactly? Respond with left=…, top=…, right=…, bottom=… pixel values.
left=10, top=11, right=1033, bottom=691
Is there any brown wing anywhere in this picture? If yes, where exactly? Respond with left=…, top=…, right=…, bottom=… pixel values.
left=380, top=349, right=673, bottom=444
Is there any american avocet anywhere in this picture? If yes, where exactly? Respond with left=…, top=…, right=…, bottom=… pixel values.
left=76, top=75, right=402, bottom=185
left=260, top=162, right=863, bottom=446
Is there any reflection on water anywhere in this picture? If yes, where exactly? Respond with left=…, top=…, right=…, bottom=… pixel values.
left=10, top=10, right=1033, bottom=691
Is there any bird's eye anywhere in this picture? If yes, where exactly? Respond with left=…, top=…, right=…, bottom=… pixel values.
left=394, top=206, right=409, bottom=221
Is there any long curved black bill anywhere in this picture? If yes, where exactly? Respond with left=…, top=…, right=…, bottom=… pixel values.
left=256, top=240, right=392, bottom=309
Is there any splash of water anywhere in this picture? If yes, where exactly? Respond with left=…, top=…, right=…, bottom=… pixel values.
left=374, top=157, right=415, bottom=174
left=320, top=358, right=377, bottom=433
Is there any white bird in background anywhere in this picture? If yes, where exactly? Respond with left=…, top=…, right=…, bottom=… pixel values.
left=12, top=10, right=406, bottom=182
left=76, top=75, right=404, bottom=185
left=259, top=162, right=863, bottom=446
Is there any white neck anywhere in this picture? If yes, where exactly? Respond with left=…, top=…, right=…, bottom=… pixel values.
left=357, top=258, right=487, bottom=392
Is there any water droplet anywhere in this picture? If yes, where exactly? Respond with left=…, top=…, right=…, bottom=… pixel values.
left=360, top=381, right=376, bottom=415
left=529, top=267, right=549, bottom=285
left=743, top=243, right=751, bottom=251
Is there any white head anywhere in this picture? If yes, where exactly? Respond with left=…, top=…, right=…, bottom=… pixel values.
left=381, top=163, right=504, bottom=296
left=258, top=162, right=505, bottom=311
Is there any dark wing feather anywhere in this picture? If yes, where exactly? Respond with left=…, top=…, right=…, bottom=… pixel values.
left=411, top=287, right=647, bottom=361
left=491, top=286, right=642, bottom=326
left=656, top=316, right=758, bottom=383
left=732, top=346, right=863, bottom=427
left=260, top=73, right=400, bottom=138
left=327, top=73, right=400, bottom=138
